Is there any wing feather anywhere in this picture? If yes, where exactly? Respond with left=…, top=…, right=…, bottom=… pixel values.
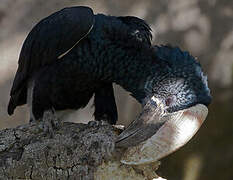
left=8, top=6, right=94, bottom=115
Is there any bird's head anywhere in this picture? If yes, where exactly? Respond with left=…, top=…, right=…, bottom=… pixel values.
left=146, top=45, right=211, bottom=113
left=116, top=45, right=211, bottom=164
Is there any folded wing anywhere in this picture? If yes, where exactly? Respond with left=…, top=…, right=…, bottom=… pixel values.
left=8, top=6, right=94, bottom=115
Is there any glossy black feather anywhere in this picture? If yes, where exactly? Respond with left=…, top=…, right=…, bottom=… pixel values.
left=117, top=16, right=152, bottom=45
left=8, top=6, right=94, bottom=115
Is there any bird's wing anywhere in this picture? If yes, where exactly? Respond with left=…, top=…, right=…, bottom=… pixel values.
left=10, top=6, right=94, bottom=96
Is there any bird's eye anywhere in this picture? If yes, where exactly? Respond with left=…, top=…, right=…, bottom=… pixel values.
left=131, top=30, right=143, bottom=41
left=165, top=95, right=176, bottom=107
left=135, top=32, right=143, bottom=41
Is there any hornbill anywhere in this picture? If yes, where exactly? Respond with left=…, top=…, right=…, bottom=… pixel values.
left=8, top=6, right=211, bottom=149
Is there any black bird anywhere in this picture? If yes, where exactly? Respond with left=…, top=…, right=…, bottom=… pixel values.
left=8, top=6, right=211, bottom=147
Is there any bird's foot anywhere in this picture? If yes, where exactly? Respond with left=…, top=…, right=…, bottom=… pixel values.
left=101, top=137, right=115, bottom=159
left=88, top=120, right=109, bottom=128
left=36, top=109, right=62, bottom=137
left=88, top=120, right=116, bottom=158
left=112, top=124, right=125, bottom=130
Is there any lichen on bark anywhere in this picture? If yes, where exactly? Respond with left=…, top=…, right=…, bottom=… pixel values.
left=0, top=121, right=161, bottom=180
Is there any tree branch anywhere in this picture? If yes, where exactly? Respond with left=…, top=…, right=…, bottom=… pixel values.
left=0, top=121, right=163, bottom=180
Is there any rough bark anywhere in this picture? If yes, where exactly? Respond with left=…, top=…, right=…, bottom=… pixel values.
left=0, top=120, right=161, bottom=180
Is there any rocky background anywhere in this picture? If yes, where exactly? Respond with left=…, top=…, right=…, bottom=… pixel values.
left=0, top=0, right=232, bottom=179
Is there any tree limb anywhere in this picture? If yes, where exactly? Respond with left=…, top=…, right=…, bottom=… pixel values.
left=0, top=121, right=162, bottom=180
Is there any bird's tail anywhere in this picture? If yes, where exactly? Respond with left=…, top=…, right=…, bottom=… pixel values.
left=8, top=96, right=16, bottom=115
left=8, top=88, right=27, bottom=115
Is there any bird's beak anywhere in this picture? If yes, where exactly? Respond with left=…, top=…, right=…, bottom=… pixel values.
left=116, top=96, right=208, bottom=164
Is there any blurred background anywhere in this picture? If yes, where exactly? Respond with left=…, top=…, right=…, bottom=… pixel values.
left=0, top=0, right=232, bottom=179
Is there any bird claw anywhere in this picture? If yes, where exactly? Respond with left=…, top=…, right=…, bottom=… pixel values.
left=41, top=117, right=54, bottom=137
left=88, top=120, right=109, bottom=128
left=37, top=109, right=62, bottom=137
left=112, top=124, right=125, bottom=130
left=101, top=139, right=115, bottom=159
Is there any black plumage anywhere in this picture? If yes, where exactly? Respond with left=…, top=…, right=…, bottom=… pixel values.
left=8, top=6, right=211, bottom=144
left=8, top=6, right=94, bottom=115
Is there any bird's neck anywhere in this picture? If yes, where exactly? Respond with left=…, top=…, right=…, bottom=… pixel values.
left=100, top=44, right=160, bottom=103
left=87, top=15, right=164, bottom=103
